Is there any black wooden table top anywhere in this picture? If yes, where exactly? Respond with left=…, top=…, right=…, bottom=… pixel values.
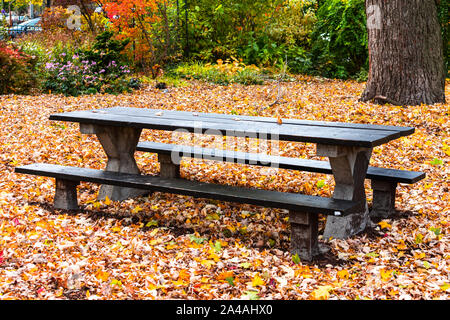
left=50, top=107, right=415, bottom=148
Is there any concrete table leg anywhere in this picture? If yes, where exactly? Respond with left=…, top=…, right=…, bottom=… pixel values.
left=317, top=144, right=373, bottom=239
left=80, top=123, right=148, bottom=201
left=289, top=211, right=319, bottom=261
left=54, top=179, right=79, bottom=210
left=370, top=180, right=397, bottom=218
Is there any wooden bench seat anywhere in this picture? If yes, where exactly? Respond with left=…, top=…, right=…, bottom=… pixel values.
left=136, top=141, right=426, bottom=218
left=15, top=163, right=360, bottom=261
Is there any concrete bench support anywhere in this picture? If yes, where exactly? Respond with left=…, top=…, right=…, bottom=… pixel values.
left=289, top=211, right=319, bottom=261
left=54, top=179, right=79, bottom=210
left=371, top=180, right=397, bottom=218
left=80, top=123, right=148, bottom=201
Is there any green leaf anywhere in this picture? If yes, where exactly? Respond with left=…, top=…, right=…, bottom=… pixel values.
left=225, top=276, right=235, bottom=286
left=366, top=252, right=379, bottom=258
left=430, top=227, right=441, bottom=236
left=244, top=290, right=260, bottom=300
left=292, top=253, right=301, bottom=265
left=415, top=233, right=424, bottom=244
left=430, top=158, right=443, bottom=166
left=206, top=213, right=220, bottom=220
left=145, top=220, right=158, bottom=227
left=316, top=180, right=326, bottom=189
left=110, top=279, right=122, bottom=287
left=268, top=239, right=276, bottom=247
left=213, top=240, right=222, bottom=253
left=189, top=234, right=206, bottom=244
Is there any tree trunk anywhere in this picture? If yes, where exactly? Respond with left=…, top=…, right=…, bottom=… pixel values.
left=361, top=0, right=446, bottom=106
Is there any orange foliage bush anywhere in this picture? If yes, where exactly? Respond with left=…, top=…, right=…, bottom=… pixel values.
left=101, top=0, right=160, bottom=71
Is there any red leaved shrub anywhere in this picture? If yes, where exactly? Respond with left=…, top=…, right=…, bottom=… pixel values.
left=0, top=41, right=38, bottom=94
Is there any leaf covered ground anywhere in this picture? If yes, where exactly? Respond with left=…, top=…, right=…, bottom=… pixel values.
left=0, top=76, right=449, bottom=300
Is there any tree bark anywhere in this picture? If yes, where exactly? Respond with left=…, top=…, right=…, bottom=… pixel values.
left=361, top=0, right=446, bottom=106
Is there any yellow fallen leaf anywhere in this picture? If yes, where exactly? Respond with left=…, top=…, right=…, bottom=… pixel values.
left=397, top=239, right=408, bottom=250
left=132, top=206, right=143, bottom=214
left=111, top=279, right=122, bottom=287
left=337, top=269, right=350, bottom=280
left=378, top=221, right=392, bottom=229
left=149, top=238, right=163, bottom=246
left=93, top=201, right=101, bottom=209
left=380, top=269, right=393, bottom=282
left=414, top=252, right=426, bottom=259
left=104, top=196, right=111, bottom=206
left=201, top=260, right=216, bottom=268
left=36, top=221, right=48, bottom=229
left=388, top=289, right=398, bottom=297
left=311, top=285, right=333, bottom=300
left=172, top=280, right=187, bottom=286
left=251, top=274, right=265, bottom=287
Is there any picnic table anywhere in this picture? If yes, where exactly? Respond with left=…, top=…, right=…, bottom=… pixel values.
left=16, top=107, right=425, bottom=261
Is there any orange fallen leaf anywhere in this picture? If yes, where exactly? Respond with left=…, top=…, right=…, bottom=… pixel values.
left=217, top=271, right=234, bottom=281
left=277, top=116, right=283, bottom=125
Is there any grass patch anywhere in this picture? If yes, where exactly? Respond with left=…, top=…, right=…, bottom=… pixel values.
left=169, top=59, right=271, bottom=85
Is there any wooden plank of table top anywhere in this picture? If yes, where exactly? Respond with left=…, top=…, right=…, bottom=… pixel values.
left=49, top=109, right=402, bottom=148
left=104, top=107, right=415, bottom=136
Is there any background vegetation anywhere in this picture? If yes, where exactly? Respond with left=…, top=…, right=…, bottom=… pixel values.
left=0, top=0, right=448, bottom=95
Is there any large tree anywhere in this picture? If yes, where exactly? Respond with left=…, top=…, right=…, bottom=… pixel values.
left=360, top=0, right=446, bottom=106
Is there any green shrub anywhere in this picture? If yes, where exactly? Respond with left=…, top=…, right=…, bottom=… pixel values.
left=266, top=0, right=317, bottom=48
left=184, top=0, right=317, bottom=72
left=309, top=0, right=368, bottom=79
left=76, top=31, right=130, bottom=74
left=0, top=41, right=38, bottom=94
left=185, top=0, right=276, bottom=62
left=239, top=33, right=285, bottom=67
